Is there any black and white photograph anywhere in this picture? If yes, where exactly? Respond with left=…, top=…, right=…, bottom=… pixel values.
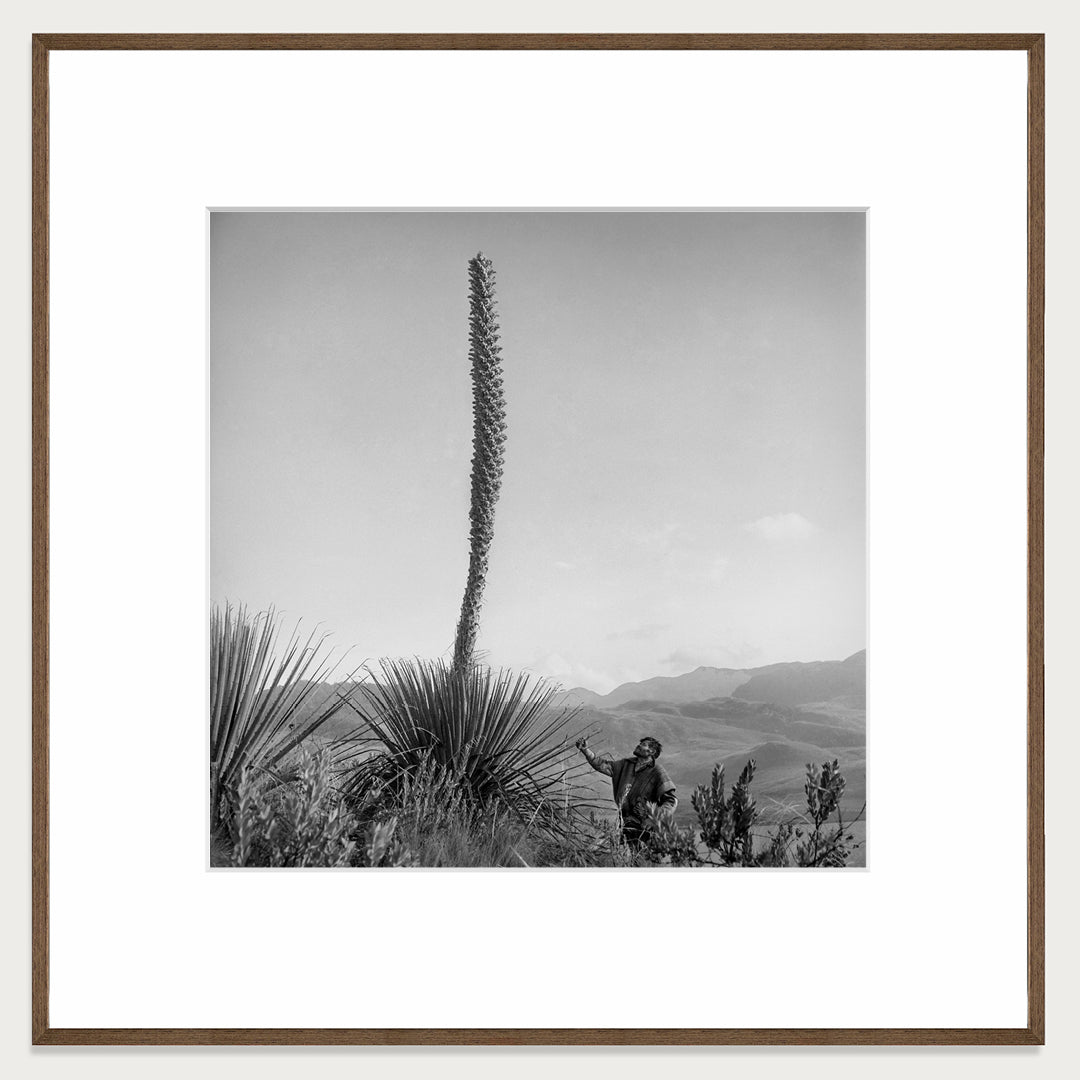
left=209, top=210, right=866, bottom=869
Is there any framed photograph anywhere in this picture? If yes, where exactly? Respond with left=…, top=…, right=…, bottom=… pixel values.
left=32, top=34, right=1044, bottom=1045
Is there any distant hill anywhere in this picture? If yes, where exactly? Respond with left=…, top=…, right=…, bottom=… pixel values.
left=573, top=667, right=751, bottom=708
left=564, top=650, right=865, bottom=710
left=563, top=668, right=752, bottom=708
left=732, top=650, right=865, bottom=708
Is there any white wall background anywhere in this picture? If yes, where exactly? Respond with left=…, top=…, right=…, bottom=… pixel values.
left=2, top=0, right=1077, bottom=1075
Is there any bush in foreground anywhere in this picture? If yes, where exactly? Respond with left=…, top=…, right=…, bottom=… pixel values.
left=227, top=746, right=416, bottom=868
left=637, top=757, right=864, bottom=868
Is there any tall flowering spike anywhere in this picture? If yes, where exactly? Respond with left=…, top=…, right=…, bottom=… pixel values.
left=452, top=253, right=508, bottom=673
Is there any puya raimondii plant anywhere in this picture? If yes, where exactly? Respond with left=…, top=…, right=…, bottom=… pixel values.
left=337, top=253, right=596, bottom=855
left=216, top=256, right=593, bottom=869
left=451, top=253, right=508, bottom=675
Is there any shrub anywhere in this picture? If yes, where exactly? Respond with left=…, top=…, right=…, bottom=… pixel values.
left=637, top=756, right=863, bottom=869
left=228, top=745, right=416, bottom=868
left=638, top=806, right=700, bottom=867
left=692, top=760, right=760, bottom=866
left=794, top=759, right=855, bottom=867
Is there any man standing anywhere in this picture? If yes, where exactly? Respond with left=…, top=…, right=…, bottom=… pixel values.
left=576, top=735, right=678, bottom=847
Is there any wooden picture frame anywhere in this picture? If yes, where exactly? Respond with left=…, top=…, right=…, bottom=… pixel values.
left=31, top=33, right=1044, bottom=1046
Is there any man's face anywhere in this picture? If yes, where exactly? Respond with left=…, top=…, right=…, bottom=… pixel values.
left=633, top=740, right=654, bottom=760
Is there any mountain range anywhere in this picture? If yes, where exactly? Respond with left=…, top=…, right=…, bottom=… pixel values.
left=562, top=649, right=865, bottom=709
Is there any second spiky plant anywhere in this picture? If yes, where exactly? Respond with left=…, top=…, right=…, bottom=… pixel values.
left=451, top=252, right=508, bottom=673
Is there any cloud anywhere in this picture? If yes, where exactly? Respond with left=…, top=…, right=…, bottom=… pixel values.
left=743, top=512, right=820, bottom=543
left=661, top=641, right=765, bottom=672
left=528, top=653, right=619, bottom=696
left=553, top=560, right=577, bottom=571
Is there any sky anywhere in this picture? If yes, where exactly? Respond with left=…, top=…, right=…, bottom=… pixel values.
left=210, top=211, right=865, bottom=694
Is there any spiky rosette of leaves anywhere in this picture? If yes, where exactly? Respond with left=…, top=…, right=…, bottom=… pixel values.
left=337, top=657, right=592, bottom=834
left=452, top=252, right=508, bottom=673
left=209, top=603, right=356, bottom=835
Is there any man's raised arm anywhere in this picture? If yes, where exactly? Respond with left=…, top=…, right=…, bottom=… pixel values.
left=575, top=737, right=614, bottom=777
